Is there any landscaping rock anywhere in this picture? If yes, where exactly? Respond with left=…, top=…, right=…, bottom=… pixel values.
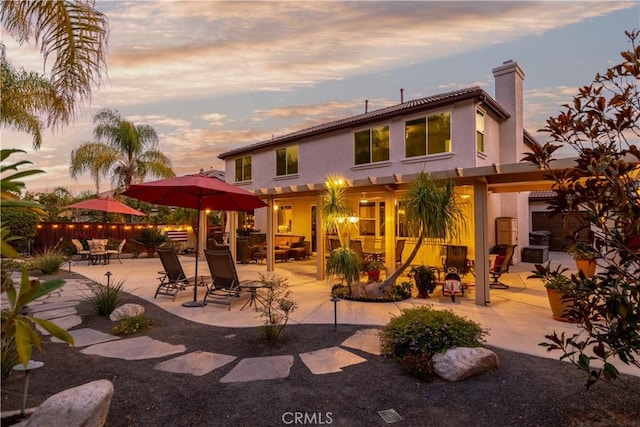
left=363, top=282, right=384, bottom=298
left=433, top=347, right=499, bottom=381
left=25, top=379, right=113, bottom=427
left=109, top=303, right=145, bottom=321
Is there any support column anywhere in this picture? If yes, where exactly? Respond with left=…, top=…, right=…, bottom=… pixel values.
left=266, top=196, right=274, bottom=272
left=384, top=188, right=396, bottom=274
left=474, top=179, right=490, bottom=305
left=228, top=211, right=237, bottom=263
left=316, top=192, right=326, bottom=281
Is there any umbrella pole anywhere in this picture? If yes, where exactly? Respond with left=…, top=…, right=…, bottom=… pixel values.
left=182, top=200, right=206, bottom=307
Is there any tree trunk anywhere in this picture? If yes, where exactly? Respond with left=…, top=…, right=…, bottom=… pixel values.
left=381, top=233, right=424, bottom=290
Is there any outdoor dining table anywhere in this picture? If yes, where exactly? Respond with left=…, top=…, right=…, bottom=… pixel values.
left=240, top=281, right=266, bottom=310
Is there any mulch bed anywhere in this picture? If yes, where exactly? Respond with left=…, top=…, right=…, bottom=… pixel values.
left=2, top=271, right=639, bottom=426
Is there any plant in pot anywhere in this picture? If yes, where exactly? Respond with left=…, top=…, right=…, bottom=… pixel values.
left=528, top=262, right=577, bottom=322
left=362, top=259, right=385, bottom=282
left=567, top=242, right=598, bottom=277
left=408, top=265, right=437, bottom=298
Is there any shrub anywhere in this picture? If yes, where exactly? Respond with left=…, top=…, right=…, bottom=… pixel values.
left=112, top=315, right=152, bottom=335
left=85, top=279, right=124, bottom=316
left=382, top=281, right=413, bottom=301
left=1, top=333, right=17, bottom=379
left=380, top=306, right=487, bottom=380
left=1, top=208, right=40, bottom=254
left=132, top=227, right=168, bottom=257
left=256, top=274, right=298, bottom=345
left=28, top=247, right=65, bottom=274
left=331, top=284, right=350, bottom=299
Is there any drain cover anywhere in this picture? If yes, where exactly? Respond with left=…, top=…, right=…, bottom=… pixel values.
left=378, top=409, right=403, bottom=424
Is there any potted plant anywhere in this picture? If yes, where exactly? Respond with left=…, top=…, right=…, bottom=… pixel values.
left=528, top=262, right=576, bottom=322
left=408, top=265, right=437, bottom=299
left=567, top=242, right=598, bottom=277
left=362, top=259, right=384, bottom=281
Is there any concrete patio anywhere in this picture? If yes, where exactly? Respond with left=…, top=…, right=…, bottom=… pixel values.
left=67, top=250, right=639, bottom=377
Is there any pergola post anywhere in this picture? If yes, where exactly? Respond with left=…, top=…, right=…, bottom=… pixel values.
left=474, top=178, right=490, bottom=305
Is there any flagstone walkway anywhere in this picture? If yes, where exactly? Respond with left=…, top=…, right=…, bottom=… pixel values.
left=4, top=276, right=382, bottom=383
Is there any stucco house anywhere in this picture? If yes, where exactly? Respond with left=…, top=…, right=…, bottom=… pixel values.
left=219, top=60, right=567, bottom=305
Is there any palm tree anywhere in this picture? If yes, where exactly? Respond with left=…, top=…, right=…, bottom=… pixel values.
left=381, top=172, right=467, bottom=289
left=0, top=47, right=61, bottom=149
left=70, top=109, right=175, bottom=193
left=1, top=0, right=108, bottom=145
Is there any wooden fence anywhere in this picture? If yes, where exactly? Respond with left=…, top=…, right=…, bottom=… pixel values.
left=34, top=222, right=222, bottom=254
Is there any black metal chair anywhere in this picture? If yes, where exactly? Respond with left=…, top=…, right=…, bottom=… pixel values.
left=490, top=244, right=516, bottom=289
left=202, top=249, right=246, bottom=310
left=155, top=248, right=202, bottom=301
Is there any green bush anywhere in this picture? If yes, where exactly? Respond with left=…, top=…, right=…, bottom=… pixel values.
left=380, top=306, right=488, bottom=380
left=382, top=281, right=413, bottom=301
left=1, top=208, right=40, bottom=254
left=331, top=284, right=350, bottom=299
left=256, top=274, right=298, bottom=345
left=1, top=333, right=17, bottom=379
left=112, top=315, right=152, bottom=335
left=28, top=247, right=65, bottom=274
left=86, top=279, right=124, bottom=316
left=132, top=227, right=168, bottom=257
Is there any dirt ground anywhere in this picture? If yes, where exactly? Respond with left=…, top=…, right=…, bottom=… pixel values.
left=1, top=272, right=639, bottom=427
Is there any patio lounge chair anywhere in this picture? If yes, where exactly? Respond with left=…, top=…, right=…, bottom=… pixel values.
left=155, top=247, right=202, bottom=301
left=202, top=249, right=247, bottom=310
left=490, top=244, right=516, bottom=289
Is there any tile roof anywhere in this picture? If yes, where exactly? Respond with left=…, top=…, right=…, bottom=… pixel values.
left=218, top=86, right=509, bottom=159
left=529, top=190, right=557, bottom=200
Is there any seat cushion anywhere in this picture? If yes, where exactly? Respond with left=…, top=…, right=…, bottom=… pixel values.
left=493, top=255, right=506, bottom=271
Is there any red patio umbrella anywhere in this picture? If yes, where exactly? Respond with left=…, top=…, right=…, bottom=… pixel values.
left=123, top=172, right=268, bottom=307
left=66, top=196, right=146, bottom=216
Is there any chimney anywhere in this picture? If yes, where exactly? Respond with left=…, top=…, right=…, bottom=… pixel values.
left=400, top=88, right=404, bottom=103
left=365, top=99, right=369, bottom=113
left=492, top=60, right=525, bottom=163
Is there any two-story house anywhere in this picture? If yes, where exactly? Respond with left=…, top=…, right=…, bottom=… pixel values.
left=219, top=60, right=564, bottom=305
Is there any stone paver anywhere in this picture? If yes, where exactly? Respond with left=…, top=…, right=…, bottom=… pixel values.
left=220, top=355, right=294, bottom=383
left=37, top=315, right=83, bottom=335
left=81, top=336, right=186, bottom=360
left=341, top=328, right=382, bottom=355
left=155, top=351, right=237, bottom=376
left=35, top=307, right=78, bottom=320
left=27, top=301, right=79, bottom=313
left=299, top=347, right=367, bottom=374
left=51, top=328, right=120, bottom=347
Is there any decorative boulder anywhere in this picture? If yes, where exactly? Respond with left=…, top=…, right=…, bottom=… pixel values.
left=109, top=303, right=145, bottom=321
left=363, top=282, right=385, bottom=298
left=433, top=347, right=499, bottom=381
left=26, top=379, right=113, bottom=427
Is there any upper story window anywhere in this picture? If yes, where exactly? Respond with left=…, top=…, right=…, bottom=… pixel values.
left=476, top=110, right=485, bottom=153
left=354, top=125, right=389, bottom=165
left=276, top=146, right=298, bottom=176
left=235, top=156, right=252, bottom=182
left=405, top=112, right=451, bottom=157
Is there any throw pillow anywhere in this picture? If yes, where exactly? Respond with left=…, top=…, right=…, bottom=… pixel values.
left=493, top=255, right=506, bottom=271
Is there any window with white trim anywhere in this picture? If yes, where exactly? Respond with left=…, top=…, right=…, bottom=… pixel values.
left=476, top=110, right=485, bottom=153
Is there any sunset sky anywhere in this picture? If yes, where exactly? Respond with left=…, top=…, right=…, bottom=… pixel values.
left=3, top=1, right=638, bottom=194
